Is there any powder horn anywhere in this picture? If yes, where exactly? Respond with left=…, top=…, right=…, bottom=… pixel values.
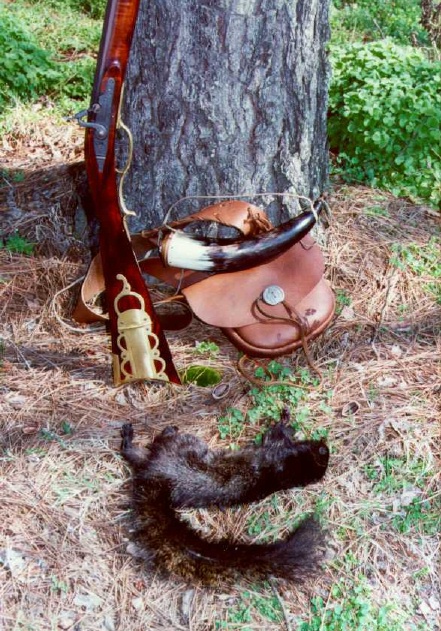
left=159, top=199, right=325, bottom=273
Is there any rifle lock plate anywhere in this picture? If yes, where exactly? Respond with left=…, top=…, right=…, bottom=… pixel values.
left=71, top=78, right=116, bottom=172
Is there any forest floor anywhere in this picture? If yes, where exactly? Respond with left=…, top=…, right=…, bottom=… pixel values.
left=0, top=119, right=440, bottom=631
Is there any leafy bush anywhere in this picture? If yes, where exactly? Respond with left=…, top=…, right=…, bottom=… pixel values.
left=68, top=0, right=106, bottom=19
left=0, top=9, right=61, bottom=107
left=0, top=232, right=35, bottom=255
left=56, top=56, right=96, bottom=109
left=27, top=0, right=106, bottom=20
left=300, top=573, right=414, bottom=631
left=329, top=40, right=441, bottom=207
left=0, top=1, right=101, bottom=116
left=331, top=0, right=428, bottom=46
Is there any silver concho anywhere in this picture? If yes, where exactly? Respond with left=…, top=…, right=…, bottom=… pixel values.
left=261, top=285, right=285, bottom=306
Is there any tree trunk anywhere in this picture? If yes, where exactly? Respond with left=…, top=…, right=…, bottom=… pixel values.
left=420, top=0, right=441, bottom=48
left=120, top=0, right=330, bottom=231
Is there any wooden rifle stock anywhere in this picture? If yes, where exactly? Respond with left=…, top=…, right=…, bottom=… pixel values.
left=81, top=0, right=180, bottom=385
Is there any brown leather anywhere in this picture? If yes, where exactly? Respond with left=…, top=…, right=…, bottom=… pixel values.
left=139, top=199, right=270, bottom=245
left=73, top=200, right=265, bottom=323
left=223, top=279, right=335, bottom=357
left=139, top=257, right=209, bottom=290
left=72, top=254, right=107, bottom=323
left=73, top=200, right=335, bottom=358
left=182, top=235, right=323, bottom=328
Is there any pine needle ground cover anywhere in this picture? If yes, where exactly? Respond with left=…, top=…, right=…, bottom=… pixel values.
left=0, top=120, right=440, bottom=630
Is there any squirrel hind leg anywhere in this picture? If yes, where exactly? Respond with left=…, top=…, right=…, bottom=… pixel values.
left=262, top=405, right=295, bottom=444
left=262, top=419, right=295, bottom=446
left=280, top=405, right=291, bottom=424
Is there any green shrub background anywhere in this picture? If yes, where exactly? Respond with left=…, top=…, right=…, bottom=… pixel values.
left=0, top=9, right=60, bottom=107
left=0, top=0, right=101, bottom=115
left=331, top=0, right=428, bottom=45
left=0, top=0, right=440, bottom=209
left=329, top=40, right=441, bottom=207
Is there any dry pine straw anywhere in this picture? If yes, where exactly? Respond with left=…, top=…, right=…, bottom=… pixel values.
left=0, top=174, right=440, bottom=630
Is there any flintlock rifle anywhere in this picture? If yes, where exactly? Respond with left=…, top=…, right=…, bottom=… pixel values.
left=74, top=0, right=180, bottom=385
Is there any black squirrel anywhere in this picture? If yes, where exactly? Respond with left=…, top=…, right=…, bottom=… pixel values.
left=120, top=411, right=329, bottom=584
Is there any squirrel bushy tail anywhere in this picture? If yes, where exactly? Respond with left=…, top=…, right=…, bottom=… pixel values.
left=121, top=418, right=328, bottom=584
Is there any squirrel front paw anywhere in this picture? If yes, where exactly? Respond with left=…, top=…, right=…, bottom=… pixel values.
left=121, top=423, right=134, bottom=449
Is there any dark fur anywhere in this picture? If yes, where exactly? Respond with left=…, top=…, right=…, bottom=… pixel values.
left=121, top=415, right=329, bottom=584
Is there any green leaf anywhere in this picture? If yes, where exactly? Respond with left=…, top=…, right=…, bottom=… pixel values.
left=180, top=365, right=222, bottom=387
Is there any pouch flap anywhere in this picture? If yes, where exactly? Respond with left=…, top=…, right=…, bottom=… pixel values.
left=223, top=279, right=335, bottom=357
left=182, top=235, right=324, bottom=328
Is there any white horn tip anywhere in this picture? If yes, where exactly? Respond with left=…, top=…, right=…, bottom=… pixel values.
left=162, top=232, right=216, bottom=271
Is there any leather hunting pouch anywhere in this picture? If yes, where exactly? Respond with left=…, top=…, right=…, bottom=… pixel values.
left=74, top=200, right=335, bottom=359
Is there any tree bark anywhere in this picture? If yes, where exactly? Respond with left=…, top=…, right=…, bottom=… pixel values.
left=120, top=0, right=330, bottom=230
left=420, top=0, right=441, bottom=48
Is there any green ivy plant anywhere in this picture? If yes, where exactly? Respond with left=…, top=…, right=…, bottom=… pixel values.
left=217, top=362, right=328, bottom=443
left=0, top=232, right=35, bottom=255
left=0, top=9, right=60, bottom=108
left=329, top=40, right=441, bottom=208
left=299, top=574, right=415, bottom=630
left=0, top=0, right=101, bottom=117
left=330, top=0, right=428, bottom=46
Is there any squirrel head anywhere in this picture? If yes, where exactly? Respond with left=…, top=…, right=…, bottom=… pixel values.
left=261, top=421, right=330, bottom=488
